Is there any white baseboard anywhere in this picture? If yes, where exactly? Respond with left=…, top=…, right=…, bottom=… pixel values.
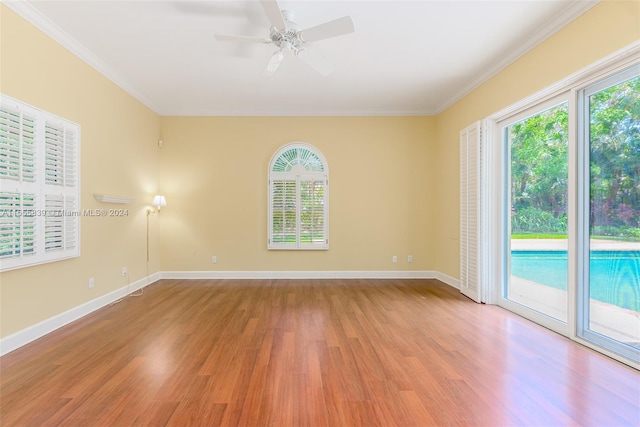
left=161, top=270, right=460, bottom=289
left=0, top=272, right=161, bottom=357
left=0, top=270, right=458, bottom=356
left=432, top=271, right=460, bottom=289
left=160, top=270, right=443, bottom=280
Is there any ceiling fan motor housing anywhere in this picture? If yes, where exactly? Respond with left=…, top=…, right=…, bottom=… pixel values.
left=269, top=11, right=303, bottom=52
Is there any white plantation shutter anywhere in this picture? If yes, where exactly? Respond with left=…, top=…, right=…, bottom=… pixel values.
left=0, top=103, right=38, bottom=262
left=0, top=95, right=80, bottom=271
left=45, top=123, right=65, bottom=185
left=460, top=121, right=489, bottom=303
left=268, top=143, right=328, bottom=250
left=299, top=178, right=326, bottom=247
left=0, top=105, right=36, bottom=182
left=64, top=196, right=78, bottom=251
left=0, top=192, right=36, bottom=258
left=460, top=131, right=470, bottom=295
left=45, top=195, right=64, bottom=251
left=44, top=121, right=78, bottom=187
left=271, top=179, right=297, bottom=245
left=44, top=118, right=79, bottom=257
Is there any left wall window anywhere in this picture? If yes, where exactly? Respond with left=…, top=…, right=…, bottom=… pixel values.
left=0, top=95, right=80, bottom=271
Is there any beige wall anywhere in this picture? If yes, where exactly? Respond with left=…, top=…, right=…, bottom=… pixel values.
left=159, top=116, right=437, bottom=272
left=0, top=5, right=161, bottom=337
left=434, top=0, right=640, bottom=279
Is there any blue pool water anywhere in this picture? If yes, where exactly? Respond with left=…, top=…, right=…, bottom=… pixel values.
left=511, top=250, right=640, bottom=311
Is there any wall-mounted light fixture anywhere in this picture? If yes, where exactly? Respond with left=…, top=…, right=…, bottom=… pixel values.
left=146, top=195, right=166, bottom=261
left=152, top=195, right=167, bottom=212
left=146, top=195, right=167, bottom=216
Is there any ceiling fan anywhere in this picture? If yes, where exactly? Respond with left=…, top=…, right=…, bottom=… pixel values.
left=214, top=0, right=354, bottom=76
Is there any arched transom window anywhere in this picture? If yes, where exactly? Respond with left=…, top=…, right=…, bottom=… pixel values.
left=268, top=143, right=328, bottom=250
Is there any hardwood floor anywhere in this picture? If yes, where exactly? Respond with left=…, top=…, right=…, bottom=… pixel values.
left=1, top=279, right=638, bottom=426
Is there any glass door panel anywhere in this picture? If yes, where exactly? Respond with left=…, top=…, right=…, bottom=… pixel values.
left=582, top=70, right=640, bottom=360
left=505, top=102, right=569, bottom=322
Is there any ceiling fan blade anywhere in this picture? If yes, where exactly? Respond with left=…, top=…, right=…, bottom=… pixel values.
left=298, top=16, right=354, bottom=43
left=295, top=48, right=334, bottom=76
left=215, top=34, right=271, bottom=44
left=260, top=0, right=286, bottom=31
left=263, top=50, right=285, bottom=75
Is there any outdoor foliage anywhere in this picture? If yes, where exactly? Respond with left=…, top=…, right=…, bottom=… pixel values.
left=512, top=206, right=567, bottom=234
left=510, top=103, right=569, bottom=234
left=510, top=74, right=639, bottom=240
left=589, top=75, right=640, bottom=238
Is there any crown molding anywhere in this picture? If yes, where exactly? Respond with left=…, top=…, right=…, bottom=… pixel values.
left=158, top=108, right=439, bottom=117
left=2, top=0, right=161, bottom=114
left=435, top=0, right=601, bottom=114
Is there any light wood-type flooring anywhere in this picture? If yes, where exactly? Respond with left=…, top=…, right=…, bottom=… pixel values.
left=1, top=279, right=639, bottom=426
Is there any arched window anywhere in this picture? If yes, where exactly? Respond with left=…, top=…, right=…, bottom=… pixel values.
left=268, top=143, right=328, bottom=250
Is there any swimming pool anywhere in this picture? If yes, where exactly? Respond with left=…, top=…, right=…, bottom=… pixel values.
left=510, top=250, right=640, bottom=311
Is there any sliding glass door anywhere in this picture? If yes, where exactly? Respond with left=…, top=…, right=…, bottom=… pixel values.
left=496, top=62, right=639, bottom=365
left=578, top=67, right=640, bottom=361
left=502, top=97, right=569, bottom=325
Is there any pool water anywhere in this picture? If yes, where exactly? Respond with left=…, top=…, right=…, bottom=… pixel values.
left=511, top=250, right=640, bottom=311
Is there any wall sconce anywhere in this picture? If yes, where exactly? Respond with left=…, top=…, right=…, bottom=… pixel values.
left=146, top=194, right=166, bottom=262
left=147, top=195, right=167, bottom=216
left=152, top=195, right=167, bottom=212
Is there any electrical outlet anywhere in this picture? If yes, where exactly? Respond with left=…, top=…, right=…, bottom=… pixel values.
left=212, top=256, right=217, bottom=264
left=89, top=277, right=95, bottom=288
left=392, top=256, right=397, bottom=263
left=122, top=266, right=127, bottom=276
left=408, top=255, right=413, bottom=263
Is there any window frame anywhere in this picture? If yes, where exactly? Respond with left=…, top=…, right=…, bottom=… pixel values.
left=0, top=94, right=81, bottom=271
left=268, top=142, right=328, bottom=250
left=496, top=93, right=572, bottom=332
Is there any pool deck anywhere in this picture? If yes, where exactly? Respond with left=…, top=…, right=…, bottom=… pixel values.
left=510, top=275, right=639, bottom=344
left=511, top=238, right=640, bottom=251
left=510, top=237, right=639, bottom=346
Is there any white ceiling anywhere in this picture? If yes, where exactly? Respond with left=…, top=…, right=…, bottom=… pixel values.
left=9, top=0, right=598, bottom=116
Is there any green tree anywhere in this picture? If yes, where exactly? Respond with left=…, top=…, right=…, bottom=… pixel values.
left=510, top=103, right=569, bottom=234
left=509, top=73, right=640, bottom=239
left=590, top=75, right=640, bottom=232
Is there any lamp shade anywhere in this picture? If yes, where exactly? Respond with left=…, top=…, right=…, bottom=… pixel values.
left=152, top=195, right=167, bottom=209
